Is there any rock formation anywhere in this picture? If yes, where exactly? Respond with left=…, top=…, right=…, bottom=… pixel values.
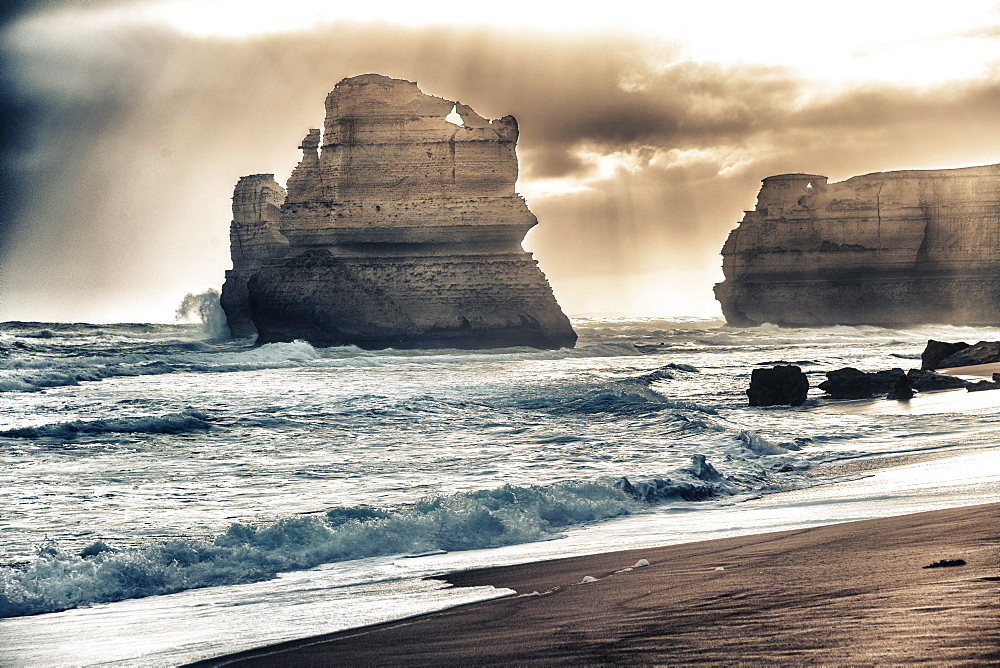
left=934, top=340, right=1000, bottom=368
left=886, top=374, right=914, bottom=401
left=219, top=174, right=288, bottom=338
left=715, top=165, right=1000, bottom=327
left=220, top=74, right=576, bottom=349
left=818, top=367, right=908, bottom=399
left=920, top=339, right=971, bottom=370
left=816, top=365, right=993, bottom=399
left=746, top=365, right=809, bottom=406
left=904, top=369, right=969, bottom=391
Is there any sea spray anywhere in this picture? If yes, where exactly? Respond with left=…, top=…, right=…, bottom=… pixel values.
left=176, top=289, right=230, bottom=339
left=615, top=455, right=734, bottom=502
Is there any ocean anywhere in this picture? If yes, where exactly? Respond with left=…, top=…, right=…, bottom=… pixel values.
left=2, top=317, right=999, bottom=666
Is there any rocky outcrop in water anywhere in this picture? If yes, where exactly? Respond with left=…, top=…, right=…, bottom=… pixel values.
left=818, top=367, right=907, bottom=399
left=715, top=165, right=1000, bottom=327
left=746, top=365, right=809, bottom=406
left=904, top=368, right=970, bottom=391
left=817, top=365, right=993, bottom=399
left=886, top=374, right=914, bottom=401
left=220, top=74, right=576, bottom=349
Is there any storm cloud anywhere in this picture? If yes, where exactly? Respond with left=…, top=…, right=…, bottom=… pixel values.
left=3, top=5, right=1000, bottom=320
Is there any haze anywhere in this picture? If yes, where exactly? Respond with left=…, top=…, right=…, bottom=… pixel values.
left=2, top=0, right=1000, bottom=322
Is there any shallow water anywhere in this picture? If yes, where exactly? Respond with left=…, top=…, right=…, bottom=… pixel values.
left=1, top=318, right=998, bottom=665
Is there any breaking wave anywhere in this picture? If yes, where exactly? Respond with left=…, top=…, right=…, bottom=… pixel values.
left=0, top=361, right=174, bottom=393
left=0, top=332, right=647, bottom=394
left=736, top=429, right=801, bottom=455
left=514, top=379, right=717, bottom=417
left=0, top=456, right=745, bottom=618
left=0, top=411, right=212, bottom=439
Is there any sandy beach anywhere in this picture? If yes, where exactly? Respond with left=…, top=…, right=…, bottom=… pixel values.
left=193, top=502, right=999, bottom=666
left=942, top=361, right=1000, bottom=379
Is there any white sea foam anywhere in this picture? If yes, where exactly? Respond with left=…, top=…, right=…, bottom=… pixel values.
left=0, top=334, right=646, bottom=394
left=0, top=455, right=757, bottom=618
left=737, top=430, right=796, bottom=455
left=0, top=481, right=630, bottom=617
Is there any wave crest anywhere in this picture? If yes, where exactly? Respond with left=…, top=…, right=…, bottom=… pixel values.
left=0, top=459, right=739, bottom=618
left=0, top=411, right=212, bottom=439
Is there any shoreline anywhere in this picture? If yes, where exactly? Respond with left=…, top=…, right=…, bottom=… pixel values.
left=192, top=502, right=1000, bottom=666
left=810, top=360, right=1000, bottom=416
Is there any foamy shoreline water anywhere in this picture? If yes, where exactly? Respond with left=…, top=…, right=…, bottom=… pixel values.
left=200, top=502, right=1000, bottom=666
left=5, top=445, right=997, bottom=667
left=1, top=318, right=999, bottom=665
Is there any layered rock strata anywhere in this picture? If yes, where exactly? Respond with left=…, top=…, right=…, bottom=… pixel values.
left=219, top=174, right=288, bottom=338
left=220, top=74, right=576, bottom=349
left=715, top=165, right=1000, bottom=326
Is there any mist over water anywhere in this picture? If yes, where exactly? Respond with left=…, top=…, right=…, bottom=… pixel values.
left=175, top=289, right=230, bottom=339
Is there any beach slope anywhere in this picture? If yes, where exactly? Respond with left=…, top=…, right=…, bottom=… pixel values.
left=193, top=503, right=999, bottom=666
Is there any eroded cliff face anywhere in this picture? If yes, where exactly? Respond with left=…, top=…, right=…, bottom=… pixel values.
left=219, top=174, right=288, bottom=338
left=220, top=74, right=576, bottom=349
left=715, top=165, right=1000, bottom=326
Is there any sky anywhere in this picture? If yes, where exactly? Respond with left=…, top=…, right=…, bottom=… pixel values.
left=2, top=1, right=1000, bottom=322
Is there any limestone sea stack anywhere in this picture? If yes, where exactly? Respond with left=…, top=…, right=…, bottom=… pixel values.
left=714, top=165, right=1000, bottom=327
left=220, top=74, right=576, bottom=349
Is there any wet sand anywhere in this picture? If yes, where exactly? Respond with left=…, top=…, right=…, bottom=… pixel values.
left=940, top=361, right=1000, bottom=378
left=193, top=502, right=999, bottom=666
left=812, top=386, right=1000, bottom=415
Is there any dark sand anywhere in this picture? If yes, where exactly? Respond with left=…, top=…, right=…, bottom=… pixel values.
left=193, top=502, right=999, bottom=666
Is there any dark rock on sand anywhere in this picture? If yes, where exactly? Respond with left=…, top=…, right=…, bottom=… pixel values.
left=886, top=374, right=914, bottom=401
left=964, top=374, right=1000, bottom=392
left=936, top=341, right=1000, bottom=368
left=920, top=340, right=971, bottom=370
left=818, top=367, right=905, bottom=399
left=905, top=369, right=971, bottom=392
left=923, top=559, right=966, bottom=568
left=747, top=365, right=809, bottom=406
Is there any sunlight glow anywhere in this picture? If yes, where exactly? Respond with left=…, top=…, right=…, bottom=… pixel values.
left=12, top=0, right=1000, bottom=87
left=5, top=0, right=1000, bottom=322
left=517, top=178, right=592, bottom=199
left=518, top=149, right=655, bottom=200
